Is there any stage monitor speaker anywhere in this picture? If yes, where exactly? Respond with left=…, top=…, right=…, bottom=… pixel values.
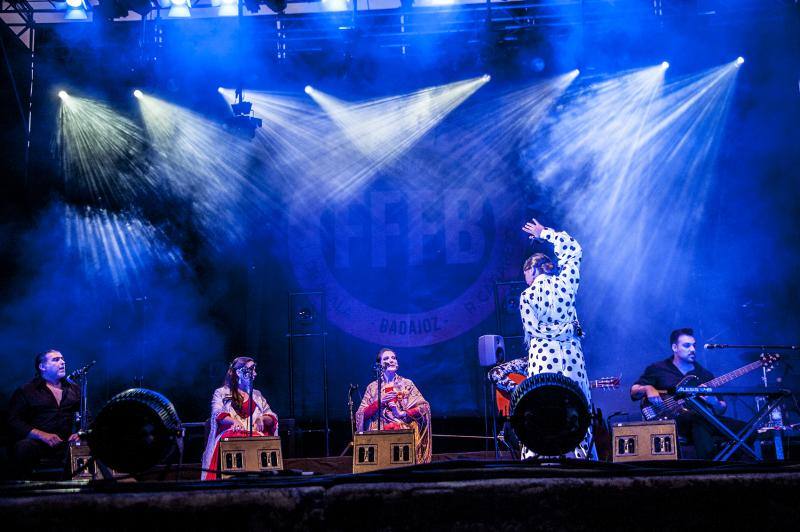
left=218, top=436, right=284, bottom=477
left=353, top=430, right=416, bottom=474
left=69, top=442, right=93, bottom=479
left=611, top=420, right=678, bottom=463
left=69, top=442, right=120, bottom=479
left=478, top=335, right=505, bottom=367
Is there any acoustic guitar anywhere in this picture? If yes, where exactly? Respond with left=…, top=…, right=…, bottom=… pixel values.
left=640, top=352, right=780, bottom=421
left=495, top=373, right=621, bottom=417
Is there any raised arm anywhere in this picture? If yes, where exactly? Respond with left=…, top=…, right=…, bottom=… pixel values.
left=522, top=218, right=582, bottom=292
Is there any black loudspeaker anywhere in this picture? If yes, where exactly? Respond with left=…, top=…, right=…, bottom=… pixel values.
left=478, top=335, right=505, bottom=367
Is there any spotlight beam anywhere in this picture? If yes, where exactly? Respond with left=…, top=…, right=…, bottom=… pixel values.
left=523, top=62, right=742, bottom=318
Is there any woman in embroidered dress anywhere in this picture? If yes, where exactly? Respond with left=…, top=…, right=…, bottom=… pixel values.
left=355, top=348, right=432, bottom=464
left=201, top=356, right=279, bottom=480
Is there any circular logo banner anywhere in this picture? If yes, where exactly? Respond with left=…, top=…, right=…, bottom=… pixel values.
left=288, top=153, right=521, bottom=347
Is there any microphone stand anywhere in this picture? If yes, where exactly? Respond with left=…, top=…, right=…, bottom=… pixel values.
left=374, top=364, right=384, bottom=431
left=246, top=367, right=256, bottom=438
left=68, top=361, right=96, bottom=438
left=78, top=373, right=89, bottom=434
left=705, top=344, right=799, bottom=350
left=69, top=362, right=96, bottom=479
left=348, top=385, right=358, bottom=439
left=340, top=384, right=360, bottom=457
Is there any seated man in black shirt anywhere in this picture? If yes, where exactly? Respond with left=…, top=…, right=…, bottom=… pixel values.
left=8, top=349, right=81, bottom=477
left=630, top=328, right=727, bottom=459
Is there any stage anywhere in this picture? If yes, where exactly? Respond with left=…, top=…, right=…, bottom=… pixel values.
left=2, top=455, right=800, bottom=530
left=2, top=3, right=800, bottom=530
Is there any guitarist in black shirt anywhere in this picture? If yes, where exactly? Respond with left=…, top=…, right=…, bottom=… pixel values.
left=630, top=328, right=728, bottom=459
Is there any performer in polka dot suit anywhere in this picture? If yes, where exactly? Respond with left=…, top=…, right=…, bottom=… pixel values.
left=520, top=217, right=595, bottom=459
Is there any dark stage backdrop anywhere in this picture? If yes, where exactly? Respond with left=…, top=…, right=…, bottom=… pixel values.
left=1, top=7, right=799, bottom=457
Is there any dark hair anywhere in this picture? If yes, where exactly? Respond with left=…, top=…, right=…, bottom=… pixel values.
left=376, top=347, right=396, bottom=363
left=670, top=328, right=695, bottom=347
left=224, top=356, right=255, bottom=411
left=523, top=253, right=555, bottom=276
left=34, top=349, right=60, bottom=377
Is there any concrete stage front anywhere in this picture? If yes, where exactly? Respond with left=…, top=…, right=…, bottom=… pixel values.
left=2, top=456, right=799, bottom=530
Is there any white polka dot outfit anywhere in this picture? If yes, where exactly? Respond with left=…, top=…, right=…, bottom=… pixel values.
left=519, top=228, right=595, bottom=459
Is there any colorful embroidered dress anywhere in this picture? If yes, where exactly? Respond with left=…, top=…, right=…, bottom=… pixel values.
left=355, top=375, right=432, bottom=464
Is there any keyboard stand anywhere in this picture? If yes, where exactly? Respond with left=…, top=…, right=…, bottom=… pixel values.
left=682, top=390, right=790, bottom=462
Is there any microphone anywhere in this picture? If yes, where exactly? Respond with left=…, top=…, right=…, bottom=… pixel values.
left=67, top=360, right=96, bottom=382
left=704, top=343, right=727, bottom=349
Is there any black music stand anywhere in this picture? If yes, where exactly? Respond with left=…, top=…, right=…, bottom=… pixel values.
left=679, top=388, right=791, bottom=461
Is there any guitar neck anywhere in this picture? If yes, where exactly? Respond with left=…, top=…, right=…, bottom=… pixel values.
left=701, top=360, right=763, bottom=388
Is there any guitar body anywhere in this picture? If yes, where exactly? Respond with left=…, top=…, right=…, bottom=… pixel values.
left=640, top=374, right=698, bottom=421
left=495, top=373, right=526, bottom=417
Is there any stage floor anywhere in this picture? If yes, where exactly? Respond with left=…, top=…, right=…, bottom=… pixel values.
left=2, top=454, right=800, bottom=530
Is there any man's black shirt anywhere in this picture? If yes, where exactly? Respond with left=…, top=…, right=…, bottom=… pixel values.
left=634, top=357, right=715, bottom=393
left=7, top=376, right=81, bottom=442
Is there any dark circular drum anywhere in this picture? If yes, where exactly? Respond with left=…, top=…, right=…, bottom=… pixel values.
left=510, top=372, right=590, bottom=456
left=88, top=388, right=182, bottom=474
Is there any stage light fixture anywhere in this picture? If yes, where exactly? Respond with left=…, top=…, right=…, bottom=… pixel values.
left=224, top=98, right=262, bottom=139
left=168, top=0, right=191, bottom=18
left=510, top=373, right=591, bottom=456
left=96, top=0, right=155, bottom=19
left=304, top=85, right=314, bottom=95
left=231, top=100, right=252, bottom=116
left=482, top=74, right=491, bottom=82
left=243, top=0, right=286, bottom=13
left=321, top=0, right=348, bottom=11
left=58, top=90, right=69, bottom=100
left=64, top=0, right=88, bottom=19
left=133, top=89, right=143, bottom=99
left=218, top=0, right=237, bottom=16
left=87, top=388, right=183, bottom=474
left=661, top=61, right=670, bottom=70
left=736, top=56, right=745, bottom=66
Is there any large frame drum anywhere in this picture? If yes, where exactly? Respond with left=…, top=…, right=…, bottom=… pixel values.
left=510, top=372, right=591, bottom=456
